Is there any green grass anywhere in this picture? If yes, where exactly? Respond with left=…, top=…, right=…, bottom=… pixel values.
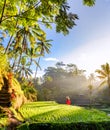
left=1, top=101, right=110, bottom=129
left=18, top=101, right=110, bottom=123
left=99, top=108, right=110, bottom=114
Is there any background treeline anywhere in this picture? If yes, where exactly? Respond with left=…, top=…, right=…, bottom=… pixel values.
left=30, top=62, right=110, bottom=106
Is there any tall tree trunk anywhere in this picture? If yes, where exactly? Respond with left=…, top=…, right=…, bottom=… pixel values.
left=0, top=0, right=6, bottom=24
left=34, top=57, right=40, bottom=79
left=12, top=57, right=17, bottom=70
left=34, top=43, right=44, bottom=79
left=5, top=35, right=13, bottom=53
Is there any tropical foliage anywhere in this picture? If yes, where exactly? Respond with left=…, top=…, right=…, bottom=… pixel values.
left=96, top=63, right=110, bottom=88
left=21, top=80, right=37, bottom=101
left=0, top=52, right=26, bottom=109
left=36, top=62, right=110, bottom=105
left=0, top=53, right=9, bottom=90
left=0, top=0, right=95, bottom=79
left=88, top=73, right=95, bottom=106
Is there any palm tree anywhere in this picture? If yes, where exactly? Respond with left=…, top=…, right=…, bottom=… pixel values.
left=26, top=47, right=41, bottom=69
left=95, top=62, right=110, bottom=89
left=34, top=40, right=52, bottom=78
left=6, top=26, right=52, bottom=79
left=88, top=73, right=95, bottom=106
left=14, top=56, right=33, bottom=79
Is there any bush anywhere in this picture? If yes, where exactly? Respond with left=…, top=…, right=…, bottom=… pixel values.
left=17, top=121, right=110, bottom=130
left=21, top=81, right=37, bottom=102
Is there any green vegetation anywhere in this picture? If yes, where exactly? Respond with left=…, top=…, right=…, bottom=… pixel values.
left=99, top=108, right=110, bottom=114
left=17, top=101, right=110, bottom=129
left=21, top=81, right=37, bottom=102
left=0, top=52, right=25, bottom=109
left=0, top=0, right=95, bottom=80
left=0, top=117, right=8, bottom=127
left=36, top=62, right=110, bottom=106
left=0, top=0, right=79, bottom=80
left=1, top=102, right=110, bottom=129
left=96, top=62, right=110, bottom=89
left=18, top=102, right=110, bottom=123
left=2, top=0, right=110, bottom=130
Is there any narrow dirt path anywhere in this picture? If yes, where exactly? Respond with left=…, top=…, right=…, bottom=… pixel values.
left=6, top=117, right=22, bottom=130
left=2, top=108, right=23, bottom=130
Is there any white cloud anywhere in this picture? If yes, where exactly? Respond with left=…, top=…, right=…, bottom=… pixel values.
left=61, top=37, right=110, bottom=76
left=44, top=57, right=59, bottom=62
left=32, top=70, right=45, bottom=77
left=37, top=70, right=45, bottom=77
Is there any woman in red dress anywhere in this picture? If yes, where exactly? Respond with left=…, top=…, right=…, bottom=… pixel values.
left=66, top=96, right=71, bottom=105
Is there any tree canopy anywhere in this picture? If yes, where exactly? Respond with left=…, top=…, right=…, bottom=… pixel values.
left=0, top=0, right=95, bottom=78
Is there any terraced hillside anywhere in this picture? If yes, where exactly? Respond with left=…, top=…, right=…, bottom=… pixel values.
left=1, top=101, right=110, bottom=129
left=19, top=101, right=110, bottom=123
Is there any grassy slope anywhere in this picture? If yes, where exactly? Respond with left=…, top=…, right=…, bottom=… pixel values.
left=1, top=101, right=110, bottom=128
left=18, top=101, right=110, bottom=123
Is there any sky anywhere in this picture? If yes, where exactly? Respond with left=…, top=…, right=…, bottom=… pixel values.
left=36, top=0, right=110, bottom=77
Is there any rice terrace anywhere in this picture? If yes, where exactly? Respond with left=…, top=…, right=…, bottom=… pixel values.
left=1, top=101, right=110, bottom=130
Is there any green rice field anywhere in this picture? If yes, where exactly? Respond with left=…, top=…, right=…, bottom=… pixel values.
left=1, top=101, right=110, bottom=130
left=19, top=101, right=110, bottom=123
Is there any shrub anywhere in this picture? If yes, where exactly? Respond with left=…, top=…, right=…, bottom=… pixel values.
left=17, top=122, right=110, bottom=130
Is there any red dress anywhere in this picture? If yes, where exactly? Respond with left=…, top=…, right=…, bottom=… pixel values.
left=66, top=99, right=71, bottom=105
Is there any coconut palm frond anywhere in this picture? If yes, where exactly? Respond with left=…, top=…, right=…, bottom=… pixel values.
left=97, top=76, right=107, bottom=79
left=95, top=69, right=107, bottom=77
left=98, top=80, right=107, bottom=88
left=96, top=63, right=110, bottom=89
left=101, top=63, right=110, bottom=75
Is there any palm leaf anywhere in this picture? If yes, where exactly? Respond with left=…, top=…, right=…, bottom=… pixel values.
left=95, top=69, right=107, bottom=77
left=83, top=0, right=95, bottom=6
left=97, top=76, right=107, bottom=79
left=98, top=80, right=107, bottom=88
left=32, top=60, right=41, bottom=70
